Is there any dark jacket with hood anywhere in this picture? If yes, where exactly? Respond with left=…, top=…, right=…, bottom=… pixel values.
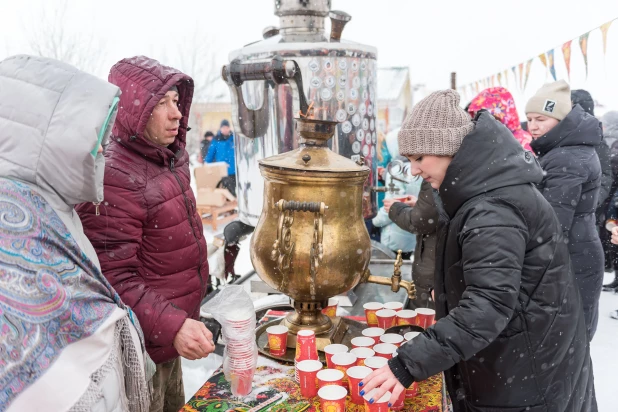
left=389, top=180, right=438, bottom=309
left=77, top=56, right=209, bottom=364
left=571, top=89, right=612, bottom=206
left=530, top=104, right=604, bottom=339
left=389, top=111, right=594, bottom=412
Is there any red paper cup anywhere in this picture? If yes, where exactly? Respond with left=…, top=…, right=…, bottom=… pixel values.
left=380, top=333, right=404, bottom=347
left=383, top=301, right=404, bottom=312
left=331, top=352, right=357, bottom=384
left=396, top=309, right=418, bottom=326
left=373, top=343, right=397, bottom=359
left=295, top=329, right=318, bottom=361
left=363, top=302, right=383, bottom=326
left=364, top=356, right=388, bottom=370
left=404, top=331, right=421, bottom=342
left=362, top=327, right=385, bottom=345
left=321, top=297, right=339, bottom=317
left=318, top=385, right=347, bottom=412
left=324, top=344, right=348, bottom=369
left=266, top=325, right=288, bottom=356
left=350, top=347, right=375, bottom=366
left=406, top=381, right=419, bottom=399
left=229, top=368, right=254, bottom=396
left=346, top=365, right=372, bottom=405
left=391, top=387, right=406, bottom=411
left=416, top=308, right=436, bottom=329
left=364, top=389, right=391, bottom=412
left=297, top=359, right=323, bottom=398
left=351, top=336, right=375, bottom=349
left=376, top=309, right=397, bottom=330
left=317, top=369, right=344, bottom=388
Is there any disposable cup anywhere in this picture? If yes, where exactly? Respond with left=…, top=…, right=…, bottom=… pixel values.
left=331, top=352, right=357, bottom=384
left=416, top=308, right=436, bottom=329
left=363, top=302, right=383, bottom=326
left=266, top=325, right=288, bottom=356
left=362, top=327, right=385, bottom=345
left=373, top=343, right=398, bottom=360
left=317, top=368, right=344, bottom=388
left=346, top=365, right=372, bottom=405
left=350, top=347, right=375, bottom=366
left=364, top=389, right=391, bottom=412
left=404, top=331, right=421, bottom=342
left=318, top=385, right=347, bottom=412
left=324, top=344, right=348, bottom=369
left=380, top=333, right=404, bottom=347
left=396, top=309, right=418, bottom=326
left=297, top=359, right=323, bottom=398
left=383, top=301, right=404, bottom=312
left=295, top=329, right=318, bottom=361
left=351, top=336, right=375, bottom=349
left=376, top=309, right=397, bottom=330
left=322, top=297, right=339, bottom=317
left=364, top=356, right=389, bottom=370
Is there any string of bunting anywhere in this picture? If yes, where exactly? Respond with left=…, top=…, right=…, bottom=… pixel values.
left=457, top=17, right=618, bottom=100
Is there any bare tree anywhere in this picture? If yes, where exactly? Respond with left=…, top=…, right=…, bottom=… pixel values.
left=25, top=0, right=106, bottom=76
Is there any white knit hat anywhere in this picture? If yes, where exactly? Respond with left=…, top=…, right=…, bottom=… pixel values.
left=525, top=80, right=571, bottom=121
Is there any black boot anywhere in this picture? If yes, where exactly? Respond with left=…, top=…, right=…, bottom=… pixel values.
left=603, top=273, right=618, bottom=291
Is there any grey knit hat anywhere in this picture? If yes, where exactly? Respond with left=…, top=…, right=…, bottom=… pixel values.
left=398, top=90, right=474, bottom=157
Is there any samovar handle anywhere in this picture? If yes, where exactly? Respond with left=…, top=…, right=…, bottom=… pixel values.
left=222, top=56, right=311, bottom=138
left=270, top=200, right=327, bottom=296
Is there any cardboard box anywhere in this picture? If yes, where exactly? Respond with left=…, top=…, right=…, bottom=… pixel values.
left=194, top=162, right=228, bottom=190
left=197, top=187, right=236, bottom=207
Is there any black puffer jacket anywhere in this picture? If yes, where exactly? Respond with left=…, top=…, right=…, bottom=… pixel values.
left=389, top=112, right=594, bottom=411
left=530, top=104, right=604, bottom=339
left=389, top=180, right=438, bottom=309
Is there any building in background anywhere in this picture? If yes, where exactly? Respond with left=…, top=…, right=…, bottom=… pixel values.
left=377, top=67, right=414, bottom=134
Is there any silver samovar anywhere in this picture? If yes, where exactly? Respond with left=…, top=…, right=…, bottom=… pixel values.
left=225, top=0, right=379, bottom=231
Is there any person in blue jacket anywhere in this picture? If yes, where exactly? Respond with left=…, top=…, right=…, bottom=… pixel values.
left=206, top=119, right=236, bottom=195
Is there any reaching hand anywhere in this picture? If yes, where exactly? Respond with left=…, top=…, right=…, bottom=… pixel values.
left=383, top=196, right=417, bottom=213
left=173, top=319, right=216, bottom=360
left=359, top=364, right=406, bottom=407
left=612, top=226, right=618, bottom=245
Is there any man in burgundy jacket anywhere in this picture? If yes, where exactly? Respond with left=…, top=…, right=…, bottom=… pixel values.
left=77, top=56, right=214, bottom=412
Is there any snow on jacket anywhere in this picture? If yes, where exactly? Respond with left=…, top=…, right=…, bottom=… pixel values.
left=372, top=174, right=421, bottom=253
left=76, top=56, right=209, bottom=364
left=530, top=104, right=604, bottom=339
left=206, top=131, right=236, bottom=175
left=467, top=87, right=533, bottom=151
left=389, top=111, right=594, bottom=411
left=0, top=55, right=149, bottom=412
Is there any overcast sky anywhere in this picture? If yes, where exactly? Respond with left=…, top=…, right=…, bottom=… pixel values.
left=2, top=0, right=618, bottom=112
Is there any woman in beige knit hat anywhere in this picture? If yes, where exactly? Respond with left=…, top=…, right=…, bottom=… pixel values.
left=526, top=80, right=604, bottom=342
left=360, top=89, right=594, bottom=411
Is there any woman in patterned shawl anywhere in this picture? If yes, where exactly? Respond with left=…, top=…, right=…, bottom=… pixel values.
left=467, top=86, right=533, bottom=151
left=0, top=55, right=153, bottom=411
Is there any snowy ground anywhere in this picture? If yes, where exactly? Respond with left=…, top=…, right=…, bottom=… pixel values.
left=181, top=205, right=618, bottom=410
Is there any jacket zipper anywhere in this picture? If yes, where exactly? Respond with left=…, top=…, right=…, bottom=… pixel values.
left=169, top=157, right=206, bottom=317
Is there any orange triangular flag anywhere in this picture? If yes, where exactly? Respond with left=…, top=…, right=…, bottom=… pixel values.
left=579, top=32, right=590, bottom=78
left=562, top=40, right=573, bottom=80
left=601, top=21, right=613, bottom=56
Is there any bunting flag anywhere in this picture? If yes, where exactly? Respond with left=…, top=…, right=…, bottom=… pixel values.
left=524, top=59, right=533, bottom=90
left=601, top=21, right=613, bottom=56
left=538, top=53, right=548, bottom=68
left=547, top=49, right=557, bottom=81
left=579, top=31, right=590, bottom=78
left=518, top=63, right=524, bottom=90
left=491, top=75, right=496, bottom=87
left=511, top=66, right=517, bottom=88
left=497, top=72, right=503, bottom=86
left=562, top=40, right=573, bottom=80
left=503, top=69, right=510, bottom=87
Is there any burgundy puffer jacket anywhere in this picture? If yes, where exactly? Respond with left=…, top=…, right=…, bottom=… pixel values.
left=76, top=56, right=209, bottom=364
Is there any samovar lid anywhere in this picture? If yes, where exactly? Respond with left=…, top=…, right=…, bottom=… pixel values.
left=259, top=118, right=370, bottom=174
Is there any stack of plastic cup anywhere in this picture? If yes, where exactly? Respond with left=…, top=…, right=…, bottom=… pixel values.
left=295, top=329, right=319, bottom=383
left=223, top=309, right=258, bottom=396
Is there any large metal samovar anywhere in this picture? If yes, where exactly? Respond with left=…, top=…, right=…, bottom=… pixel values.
left=225, top=0, right=379, bottom=230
